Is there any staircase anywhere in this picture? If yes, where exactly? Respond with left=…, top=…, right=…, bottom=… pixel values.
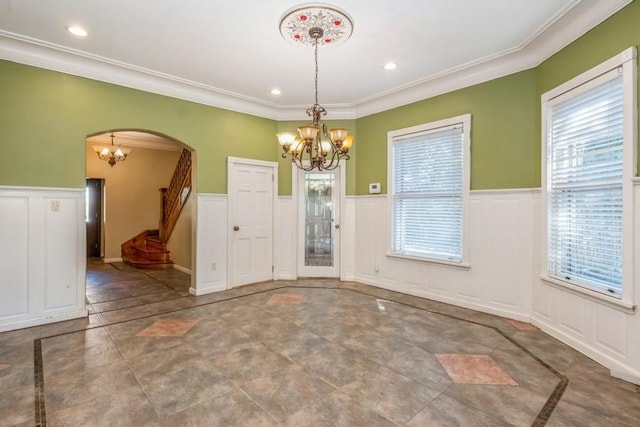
left=121, top=229, right=174, bottom=269
left=121, top=148, right=192, bottom=269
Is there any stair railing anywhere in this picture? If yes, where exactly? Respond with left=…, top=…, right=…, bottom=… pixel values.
left=159, top=148, right=192, bottom=241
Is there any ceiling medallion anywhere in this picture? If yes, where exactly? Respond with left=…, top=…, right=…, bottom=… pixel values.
left=279, top=3, right=353, bottom=46
left=276, top=3, right=354, bottom=171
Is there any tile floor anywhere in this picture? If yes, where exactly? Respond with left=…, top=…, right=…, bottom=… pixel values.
left=1, top=262, right=639, bottom=426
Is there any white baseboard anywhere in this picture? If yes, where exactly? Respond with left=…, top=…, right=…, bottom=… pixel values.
left=610, top=368, right=640, bottom=385
left=0, top=308, right=88, bottom=333
left=102, top=257, right=123, bottom=263
left=274, top=273, right=297, bottom=280
left=532, top=315, right=640, bottom=385
left=173, top=264, right=192, bottom=275
left=354, top=274, right=531, bottom=323
left=189, top=282, right=226, bottom=296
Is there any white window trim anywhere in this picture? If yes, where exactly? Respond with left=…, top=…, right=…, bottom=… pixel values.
left=387, top=114, right=471, bottom=268
left=541, top=47, right=637, bottom=311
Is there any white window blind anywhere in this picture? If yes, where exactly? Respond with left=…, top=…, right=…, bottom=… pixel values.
left=547, top=71, right=623, bottom=296
left=391, top=125, right=464, bottom=262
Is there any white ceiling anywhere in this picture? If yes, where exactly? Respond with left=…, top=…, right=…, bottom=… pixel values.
left=0, top=0, right=631, bottom=120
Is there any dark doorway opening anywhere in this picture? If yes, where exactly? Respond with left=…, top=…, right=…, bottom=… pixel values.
left=86, top=178, right=104, bottom=257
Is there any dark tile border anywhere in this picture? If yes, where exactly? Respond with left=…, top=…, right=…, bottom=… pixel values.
left=33, top=284, right=567, bottom=426
left=34, top=339, right=46, bottom=427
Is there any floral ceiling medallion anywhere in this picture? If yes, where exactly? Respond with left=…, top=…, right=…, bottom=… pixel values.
left=279, top=3, right=354, bottom=46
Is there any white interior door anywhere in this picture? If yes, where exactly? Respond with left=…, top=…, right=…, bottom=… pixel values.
left=297, top=164, right=342, bottom=277
left=228, top=158, right=275, bottom=288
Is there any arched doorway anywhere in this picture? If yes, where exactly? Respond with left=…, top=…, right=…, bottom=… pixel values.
left=84, top=129, right=196, bottom=308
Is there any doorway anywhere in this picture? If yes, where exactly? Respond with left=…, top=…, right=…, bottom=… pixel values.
left=296, top=164, right=343, bottom=277
left=86, top=178, right=104, bottom=258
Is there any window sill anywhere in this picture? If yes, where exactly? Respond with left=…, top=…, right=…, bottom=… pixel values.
left=540, top=275, right=635, bottom=314
left=386, top=252, right=471, bottom=270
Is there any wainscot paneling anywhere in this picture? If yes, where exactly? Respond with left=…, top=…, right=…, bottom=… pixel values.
left=340, top=196, right=356, bottom=281
left=274, top=196, right=296, bottom=280
left=191, top=193, right=228, bottom=295
left=531, top=183, right=640, bottom=384
left=354, top=190, right=538, bottom=322
left=0, top=186, right=86, bottom=332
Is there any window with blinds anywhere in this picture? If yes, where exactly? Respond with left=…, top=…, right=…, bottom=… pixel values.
left=546, top=69, right=624, bottom=297
left=389, top=115, right=470, bottom=263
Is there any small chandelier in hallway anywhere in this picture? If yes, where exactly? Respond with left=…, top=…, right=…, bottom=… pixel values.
left=276, top=4, right=354, bottom=171
left=93, top=132, right=131, bottom=167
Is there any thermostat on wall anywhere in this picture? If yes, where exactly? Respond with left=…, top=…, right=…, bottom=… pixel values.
left=369, top=183, right=381, bottom=194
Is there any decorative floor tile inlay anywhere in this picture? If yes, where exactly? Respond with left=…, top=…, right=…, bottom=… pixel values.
left=506, top=319, right=539, bottom=331
left=435, top=354, right=518, bottom=385
left=267, top=294, right=303, bottom=305
left=0, top=363, right=9, bottom=371
left=136, top=318, right=200, bottom=337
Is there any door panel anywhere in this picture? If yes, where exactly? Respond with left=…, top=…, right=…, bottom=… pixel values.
left=229, top=161, right=274, bottom=288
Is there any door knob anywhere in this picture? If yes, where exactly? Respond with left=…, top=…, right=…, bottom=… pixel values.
left=233, top=226, right=240, bottom=231
left=335, top=224, right=340, bottom=229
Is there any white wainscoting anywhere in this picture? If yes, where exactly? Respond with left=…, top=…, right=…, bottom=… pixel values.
left=531, top=184, right=640, bottom=384
left=341, top=196, right=356, bottom=281
left=191, top=194, right=228, bottom=295
left=274, top=196, right=296, bottom=280
left=0, top=186, right=87, bottom=332
left=354, top=190, right=537, bottom=321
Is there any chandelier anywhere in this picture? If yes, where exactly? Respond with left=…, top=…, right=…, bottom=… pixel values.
left=93, top=132, right=131, bottom=167
left=276, top=4, right=354, bottom=171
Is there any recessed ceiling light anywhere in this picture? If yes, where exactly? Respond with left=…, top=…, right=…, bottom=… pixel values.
left=65, top=25, right=88, bottom=37
left=384, top=62, right=398, bottom=70
left=270, top=88, right=282, bottom=95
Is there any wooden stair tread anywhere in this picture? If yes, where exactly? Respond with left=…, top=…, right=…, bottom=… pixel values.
left=122, top=229, right=173, bottom=270
left=122, top=253, right=174, bottom=269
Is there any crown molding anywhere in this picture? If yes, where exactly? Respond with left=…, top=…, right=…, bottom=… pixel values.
left=353, top=0, right=632, bottom=117
left=0, top=31, right=285, bottom=120
left=0, top=0, right=631, bottom=121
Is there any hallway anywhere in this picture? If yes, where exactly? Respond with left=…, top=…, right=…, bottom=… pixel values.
left=1, top=263, right=639, bottom=426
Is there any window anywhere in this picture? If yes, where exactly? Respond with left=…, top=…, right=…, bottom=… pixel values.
left=388, top=114, right=470, bottom=265
left=542, top=48, right=636, bottom=302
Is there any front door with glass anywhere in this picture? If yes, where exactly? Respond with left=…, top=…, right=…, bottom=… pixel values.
left=297, top=168, right=341, bottom=277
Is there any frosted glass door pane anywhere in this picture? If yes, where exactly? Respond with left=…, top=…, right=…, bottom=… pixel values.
left=304, top=173, right=334, bottom=267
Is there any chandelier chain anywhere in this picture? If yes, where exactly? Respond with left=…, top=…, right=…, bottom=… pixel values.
left=314, top=35, right=319, bottom=106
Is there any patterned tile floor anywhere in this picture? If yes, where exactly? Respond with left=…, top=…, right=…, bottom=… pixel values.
left=1, top=262, right=639, bottom=426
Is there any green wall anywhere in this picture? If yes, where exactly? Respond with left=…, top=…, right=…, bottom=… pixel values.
left=1, top=1, right=638, bottom=195
left=0, top=60, right=277, bottom=193
left=355, top=70, right=538, bottom=193
left=353, top=1, right=640, bottom=194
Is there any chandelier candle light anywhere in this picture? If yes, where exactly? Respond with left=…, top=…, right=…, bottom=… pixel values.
left=93, top=132, right=131, bottom=167
left=277, top=4, right=354, bottom=171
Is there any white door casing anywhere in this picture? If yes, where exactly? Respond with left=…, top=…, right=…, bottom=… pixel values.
left=227, top=157, right=277, bottom=288
left=294, top=161, right=345, bottom=277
